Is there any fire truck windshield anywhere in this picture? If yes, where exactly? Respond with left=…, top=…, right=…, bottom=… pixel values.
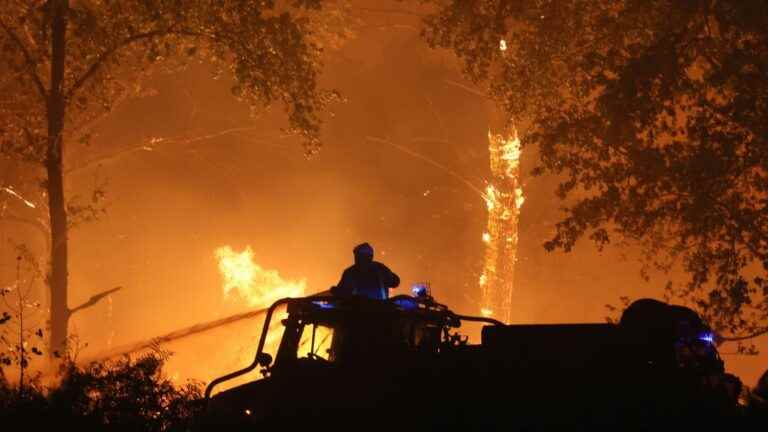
left=296, top=323, right=335, bottom=361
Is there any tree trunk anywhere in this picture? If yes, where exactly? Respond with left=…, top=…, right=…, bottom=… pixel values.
left=47, top=0, right=70, bottom=357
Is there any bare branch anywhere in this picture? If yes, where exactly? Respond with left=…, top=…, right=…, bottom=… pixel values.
left=65, top=30, right=166, bottom=101
left=67, top=63, right=159, bottom=138
left=65, top=128, right=286, bottom=174
left=353, top=7, right=426, bottom=17
left=365, top=136, right=484, bottom=196
left=720, top=327, right=768, bottom=343
left=443, top=79, right=489, bottom=99
left=0, top=18, right=47, bottom=100
left=0, top=215, right=49, bottom=243
left=356, top=23, right=420, bottom=31
left=69, top=286, right=122, bottom=315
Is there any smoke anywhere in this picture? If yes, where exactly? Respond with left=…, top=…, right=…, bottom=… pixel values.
left=1, top=0, right=749, bottom=388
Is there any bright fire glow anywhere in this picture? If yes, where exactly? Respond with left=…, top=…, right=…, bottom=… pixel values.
left=215, top=245, right=306, bottom=307
left=480, top=129, right=524, bottom=323
left=212, top=245, right=307, bottom=388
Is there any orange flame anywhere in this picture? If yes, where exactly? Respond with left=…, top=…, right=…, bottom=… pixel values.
left=210, top=245, right=307, bottom=387
left=214, top=245, right=306, bottom=307
left=480, top=129, right=524, bottom=322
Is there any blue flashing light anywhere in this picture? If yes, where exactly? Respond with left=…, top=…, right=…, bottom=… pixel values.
left=312, top=300, right=335, bottom=310
left=698, top=332, right=715, bottom=344
left=411, top=283, right=428, bottom=297
left=394, top=298, right=419, bottom=311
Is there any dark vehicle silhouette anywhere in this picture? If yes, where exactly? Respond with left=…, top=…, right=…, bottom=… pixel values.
left=199, top=292, right=742, bottom=431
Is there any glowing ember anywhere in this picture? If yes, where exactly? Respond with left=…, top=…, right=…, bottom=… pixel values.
left=214, top=245, right=306, bottom=307
left=480, top=129, right=524, bottom=323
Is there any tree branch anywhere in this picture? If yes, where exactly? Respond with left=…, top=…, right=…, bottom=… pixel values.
left=720, top=327, right=768, bottom=343
left=443, top=79, right=490, bottom=99
left=0, top=214, right=48, bottom=235
left=65, top=30, right=166, bottom=101
left=65, top=28, right=204, bottom=102
left=353, top=7, right=426, bottom=17
left=69, top=286, right=122, bottom=315
left=0, top=19, right=47, bottom=101
left=0, top=214, right=50, bottom=253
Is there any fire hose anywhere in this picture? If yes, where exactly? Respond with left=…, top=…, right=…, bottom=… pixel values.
left=79, top=306, right=270, bottom=364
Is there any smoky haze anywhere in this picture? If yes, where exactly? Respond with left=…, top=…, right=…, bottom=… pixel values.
left=3, top=3, right=761, bottom=387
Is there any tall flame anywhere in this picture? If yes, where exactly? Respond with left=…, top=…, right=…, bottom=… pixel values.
left=214, top=245, right=306, bottom=307
left=213, top=245, right=306, bottom=386
left=480, top=129, right=524, bottom=322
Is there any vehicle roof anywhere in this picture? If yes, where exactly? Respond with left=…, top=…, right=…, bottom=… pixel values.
left=284, top=294, right=464, bottom=328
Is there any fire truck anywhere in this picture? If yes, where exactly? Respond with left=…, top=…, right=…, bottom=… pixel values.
left=199, top=289, right=742, bottom=430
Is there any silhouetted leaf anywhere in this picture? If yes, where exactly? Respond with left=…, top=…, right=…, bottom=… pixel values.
left=425, top=0, right=768, bottom=343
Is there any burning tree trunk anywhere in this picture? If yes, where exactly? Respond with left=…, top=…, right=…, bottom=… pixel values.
left=479, top=128, right=524, bottom=323
left=47, top=0, right=70, bottom=356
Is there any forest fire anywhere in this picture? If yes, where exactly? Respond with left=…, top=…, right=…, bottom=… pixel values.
left=214, top=246, right=306, bottom=307
left=480, top=130, right=524, bottom=323
left=75, top=248, right=305, bottom=375
left=212, top=245, right=306, bottom=379
left=1, top=0, right=767, bottom=429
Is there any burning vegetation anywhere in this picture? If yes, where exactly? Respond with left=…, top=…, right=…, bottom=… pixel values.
left=215, top=246, right=306, bottom=308
left=480, top=129, right=524, bottom=322
left=1, top=0, right=768, bottom=429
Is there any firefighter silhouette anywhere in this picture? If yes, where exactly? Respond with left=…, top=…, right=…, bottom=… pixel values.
left=333, top=242, right=399, bottom=300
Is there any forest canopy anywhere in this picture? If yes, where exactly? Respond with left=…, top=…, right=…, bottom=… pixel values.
left=0, top=0, right=339, bottom=357
left=423, top=0, right=768, bottom=342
